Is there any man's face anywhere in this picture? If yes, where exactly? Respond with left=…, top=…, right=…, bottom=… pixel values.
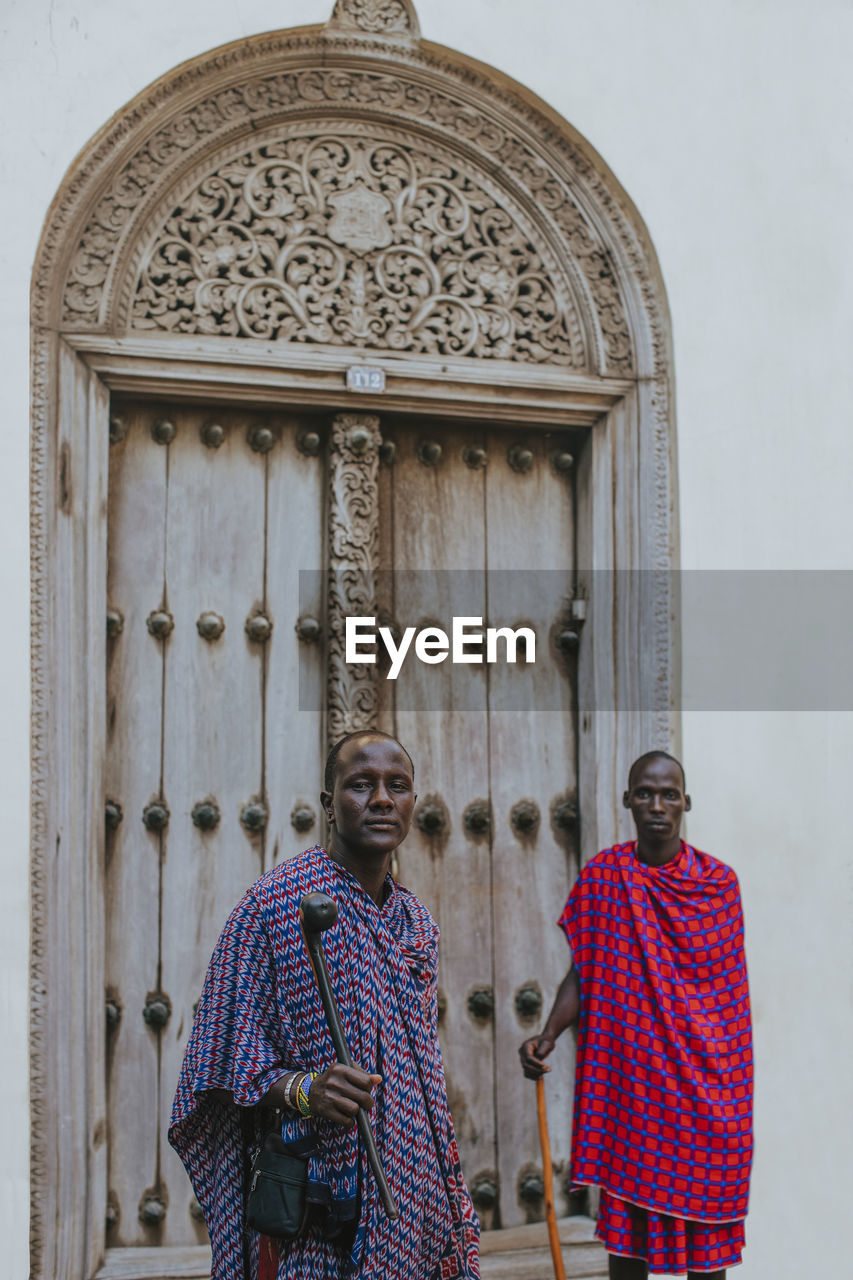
left=623, top=757, right=691, bottom=843
left=322, top=735, right=416, bottom=857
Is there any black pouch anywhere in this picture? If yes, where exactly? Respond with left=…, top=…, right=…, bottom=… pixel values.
left=246, top=1131, right=315, bottom=1239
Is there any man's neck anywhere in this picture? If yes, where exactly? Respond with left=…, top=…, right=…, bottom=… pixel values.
left=327, top=841, right=392, bottom=905
left=635, top=836, right=682, bottom=867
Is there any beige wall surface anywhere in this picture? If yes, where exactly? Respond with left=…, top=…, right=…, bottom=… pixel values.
left=4, top=1, right=852, bottom=1277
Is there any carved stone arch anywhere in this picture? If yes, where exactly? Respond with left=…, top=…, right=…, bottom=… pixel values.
left=30, top=4, right=679, bottom=1277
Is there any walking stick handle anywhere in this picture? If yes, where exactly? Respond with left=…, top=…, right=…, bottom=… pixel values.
left=536, top=1076, right=567, bottom=1280
left=300, top=893, right=399, bottom=1221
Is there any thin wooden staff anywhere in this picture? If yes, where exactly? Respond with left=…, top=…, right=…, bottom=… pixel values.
left=300, top=891, right=399, bottom=1221
left=536, top=1075, right=566, bottom=1280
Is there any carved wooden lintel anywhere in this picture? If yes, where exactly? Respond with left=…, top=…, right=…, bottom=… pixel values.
left=324, top=0, right=421, bottom=46
left=327, top=413, right=382, bottom=745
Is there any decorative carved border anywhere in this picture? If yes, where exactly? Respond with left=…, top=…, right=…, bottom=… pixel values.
left=326, top=413, right=382, bottom=744
left=30, top=6, right=679, bottom=1276
left=29, top=324, right=51, bottom=1280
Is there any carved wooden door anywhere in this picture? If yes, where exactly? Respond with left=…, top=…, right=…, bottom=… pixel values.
left=104, top=399, right=578, bottom=1250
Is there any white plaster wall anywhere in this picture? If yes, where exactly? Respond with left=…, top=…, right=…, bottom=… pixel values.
left=2, top=1, right=850, bottom=1276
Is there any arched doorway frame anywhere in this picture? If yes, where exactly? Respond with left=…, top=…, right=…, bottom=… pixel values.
left=30, top=3, right=679, bottom=1275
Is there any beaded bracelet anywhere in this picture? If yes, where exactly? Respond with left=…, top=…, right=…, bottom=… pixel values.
left=296, top=1071, right=319, bottom=1118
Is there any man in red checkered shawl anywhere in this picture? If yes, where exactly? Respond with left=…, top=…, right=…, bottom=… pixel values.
left=519, top=752, right=753, bottom=1279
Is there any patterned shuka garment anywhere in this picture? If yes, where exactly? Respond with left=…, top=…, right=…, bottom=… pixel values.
left=170, top=847, right=480, bottom=1280
left=559, top=842, right=753, bottom=1276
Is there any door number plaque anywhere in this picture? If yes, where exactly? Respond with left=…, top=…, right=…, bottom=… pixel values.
left=346, top=365, right=386, bottom=393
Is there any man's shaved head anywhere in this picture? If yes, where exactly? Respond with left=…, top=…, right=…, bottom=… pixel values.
left=324, top=730, right=414, bottom=793
left=627, top=750, right=686, bottom=791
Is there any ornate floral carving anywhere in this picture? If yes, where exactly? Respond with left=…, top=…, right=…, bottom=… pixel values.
left=325, top=0, right=420, bottom=42
left=327, top=414, right=381, bottom=744
left=59, top=60, right=633, bottom=373
left=129, top=132, right=585, bottom=365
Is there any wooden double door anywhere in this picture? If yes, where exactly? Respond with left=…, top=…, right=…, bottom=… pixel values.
left=104, top=399, right=580, bottom=1251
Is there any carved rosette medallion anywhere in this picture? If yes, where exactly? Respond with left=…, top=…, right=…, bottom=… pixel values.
left=129, top=132, right=587, bottom=366
left=327, top=413, right=381, bottom=745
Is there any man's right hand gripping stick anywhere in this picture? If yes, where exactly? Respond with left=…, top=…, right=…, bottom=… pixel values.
left=299, top=891, right=399, bottom=1221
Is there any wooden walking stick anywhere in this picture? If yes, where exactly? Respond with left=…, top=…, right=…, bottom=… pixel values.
left=536, top=1075, right=567, bottom=1280
left=299, top=891, right=399, bottom=1220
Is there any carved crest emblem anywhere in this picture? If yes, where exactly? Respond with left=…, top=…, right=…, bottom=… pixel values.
left=327, top=183, right=393, bottom=252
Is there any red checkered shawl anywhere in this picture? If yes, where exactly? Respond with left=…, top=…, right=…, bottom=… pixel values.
left=559, top=842, right=753, bottom=1223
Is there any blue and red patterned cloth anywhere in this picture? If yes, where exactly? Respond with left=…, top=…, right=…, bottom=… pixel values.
left=170, top=847, right=480, bottom=1280
left=559, top=841, right=753, bottom=1272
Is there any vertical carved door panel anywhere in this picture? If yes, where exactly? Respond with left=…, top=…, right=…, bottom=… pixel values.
left=378, top=420, right=579, bottom=1231
left=379, top=421, right=497, bottom=1221
left=156, top=408, right=269, bottom=1246
left=484, top=428, right=578, bottom=1228
left=105, top=404, right=170, bottom=1242
left=105, top=403, right=326, bottom=1249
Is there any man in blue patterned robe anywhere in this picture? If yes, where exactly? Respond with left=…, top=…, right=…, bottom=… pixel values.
left=170, top=731, right=480, bottom=1280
